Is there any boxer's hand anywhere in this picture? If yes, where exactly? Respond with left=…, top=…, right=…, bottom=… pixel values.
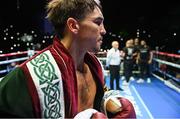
left=102, top=90, right=123, bottom=115
left=106, top=97, right=122, bottom=114
left=108, top=98, right=136, bottom=118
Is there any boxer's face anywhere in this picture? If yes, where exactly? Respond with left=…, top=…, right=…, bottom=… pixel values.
left=77, top=6, right=106, bottom=53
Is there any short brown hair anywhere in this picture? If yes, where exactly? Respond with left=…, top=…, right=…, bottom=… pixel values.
left=46, top=0, right=102, bottom=38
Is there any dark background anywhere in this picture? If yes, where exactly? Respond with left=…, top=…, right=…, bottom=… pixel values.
left=0, top=0, right=180, bottom=53
left=101, top=0, right=180, bottom=52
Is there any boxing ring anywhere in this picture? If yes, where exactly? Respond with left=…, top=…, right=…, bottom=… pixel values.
left=0, top=50, right=39, bottom=80
left=0, top=50, right=180, bottom=118
left=98, top=51, right=180, bottom=118
left=152, top=51, right=180, bottom=92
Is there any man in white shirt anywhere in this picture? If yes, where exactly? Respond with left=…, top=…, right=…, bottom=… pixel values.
left=106, top=41, right=123, bottom=91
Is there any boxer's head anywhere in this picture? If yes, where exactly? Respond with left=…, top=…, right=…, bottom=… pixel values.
left=46, top=0, right=102, bottom=38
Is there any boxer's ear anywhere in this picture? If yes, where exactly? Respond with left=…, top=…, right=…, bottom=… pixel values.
left=66, top=18, right=79, bottom=34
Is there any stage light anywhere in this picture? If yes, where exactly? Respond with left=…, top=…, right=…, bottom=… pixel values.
left=26, top=43, right=30, bottom=46
left=21, top=34, right=33, bottom=42
left=112, top=34, right=116, bottom=37
left=10, top=25, right=13, bottom=28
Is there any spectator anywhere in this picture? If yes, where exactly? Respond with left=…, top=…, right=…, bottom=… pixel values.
left=137, top=40, right=153, bottom=83
left=122, top=39, right=136, bottom=85
left=106, top=41, right=123, bottom=91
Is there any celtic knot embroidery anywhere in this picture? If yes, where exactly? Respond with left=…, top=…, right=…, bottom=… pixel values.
left=43, top=82, right=61, bottom=118
left=30, top=52, right=62, bottom=118
left=30, top=53, right=58, bottom=84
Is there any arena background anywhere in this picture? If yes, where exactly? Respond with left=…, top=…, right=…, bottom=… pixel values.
left=0, top=0, right=179, bottom=118
left=0, top=0, right=180, bottom=53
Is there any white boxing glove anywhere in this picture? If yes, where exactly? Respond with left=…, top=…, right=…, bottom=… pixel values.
left=74, top=109, right=98, bottom=119
left=74, top=108, right=107, bottom=119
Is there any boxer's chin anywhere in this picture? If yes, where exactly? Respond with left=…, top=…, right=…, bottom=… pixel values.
left=88, top=47, right=100, bottom=53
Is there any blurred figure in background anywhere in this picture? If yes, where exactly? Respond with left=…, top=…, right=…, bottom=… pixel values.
left=136, top=40, right=153, bottom=83
left=106, top=41, right=123, bottom=91
left=122, top=39, right=136, bottom=85
left=7, top=62, right=19, bottom=73
left=133, top=38, right=141, bottom=78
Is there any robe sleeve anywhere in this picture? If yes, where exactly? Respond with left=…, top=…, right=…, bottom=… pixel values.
left=0, top=67, right=34, bottom=117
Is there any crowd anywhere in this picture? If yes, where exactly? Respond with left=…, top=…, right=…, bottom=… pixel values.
left=106, top=37, right=153, bottom=90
